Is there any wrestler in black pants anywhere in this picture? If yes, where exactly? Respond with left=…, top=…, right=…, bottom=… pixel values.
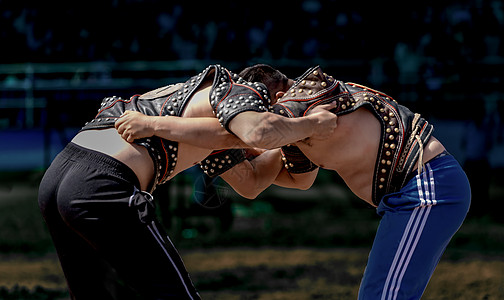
left=38, top=143, right=201, bottom=300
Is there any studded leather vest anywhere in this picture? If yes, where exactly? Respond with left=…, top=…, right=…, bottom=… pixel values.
left=80, top=65, right=270, bottom=191
left=272, top=66, right=434, bottom=205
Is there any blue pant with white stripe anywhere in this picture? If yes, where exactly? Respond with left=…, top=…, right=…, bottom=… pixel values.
left=358, top=154, right=471, bottom=300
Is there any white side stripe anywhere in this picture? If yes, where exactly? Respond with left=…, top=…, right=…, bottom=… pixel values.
left=392, top=206, right=432, bottom=300
left=427, top=164, right=436, bottom=205
left=386, top=207, right=428, bottom=300
left=147, top=222, right=195, bottom=300
left=416, top=174, right=425, bottom=207
left=422, top=168, right=431, bottom=206
left=380, top=207, right=420, bottom=300
left=381, top=163, right=436, bottom=300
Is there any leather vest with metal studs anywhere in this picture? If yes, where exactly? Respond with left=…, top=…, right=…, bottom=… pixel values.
left=209, top=66, right=271, bottom=131
left=199, top=149, right=247, bottom=177
left=272, top=66, right=434, bottom=206
left=80, top=65, right=271, bottom=191
left=202, top=65, right=272, bottom=177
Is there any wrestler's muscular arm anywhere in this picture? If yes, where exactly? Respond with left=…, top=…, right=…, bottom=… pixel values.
left=115, top=102, right=337, bottom=149
left=220, top=149, right=318, bottom=199
left=228, top=102, right=337, bottom=149
left=273, top=167, right=318, bottom=189
left=220, top=101, right=331, bottom=196
left=116, top=112, right=249, bottom=148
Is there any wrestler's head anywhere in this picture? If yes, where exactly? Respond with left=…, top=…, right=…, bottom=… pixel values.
left=239, top=64, right=294, bottom=104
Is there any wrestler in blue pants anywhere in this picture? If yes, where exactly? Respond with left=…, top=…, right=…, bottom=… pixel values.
left=358, top=154, right=471, bottom=300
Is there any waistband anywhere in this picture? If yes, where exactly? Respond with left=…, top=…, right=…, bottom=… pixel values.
left=403, top=150, right=450, bottom=184
left=60, top=142, right=141, bottom=188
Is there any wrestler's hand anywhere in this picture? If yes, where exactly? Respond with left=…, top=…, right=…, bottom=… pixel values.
left=306, top=101, right=338, bottom=140
left=115, top=110, right=155, bottom=142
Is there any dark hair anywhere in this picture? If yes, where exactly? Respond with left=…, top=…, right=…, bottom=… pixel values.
left=239, top=64, right=289, bottom=99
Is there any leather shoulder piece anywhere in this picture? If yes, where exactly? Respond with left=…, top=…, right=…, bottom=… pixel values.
left=209, top=66, right=271, bottom=132
left=272, top=65, right=389, bottom=119
left=200, top=149, right=247, bottom=177
left=81, top=95, right=138, bottom=131
left=281, top=144, right=318, bottom=173
left=273, top=65, right=343, bottom=118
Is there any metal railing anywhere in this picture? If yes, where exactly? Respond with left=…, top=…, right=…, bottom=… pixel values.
left=0, top=59, right=366, bottom=128
left=1, top=58, right=502, bottom=128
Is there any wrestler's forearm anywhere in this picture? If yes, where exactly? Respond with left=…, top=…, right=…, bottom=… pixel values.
left=273, top=167, right=318, bottom=190
left=228, top=112, right=319, bottom=149
left=221, top=149, right=284, bottom=199
left=151, top=116, right=249, bottom=149
left=154, top=113, right=320, bottom=150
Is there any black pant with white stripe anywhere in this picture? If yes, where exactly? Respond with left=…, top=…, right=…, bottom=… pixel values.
left=38, top=143, right=201, bottom=300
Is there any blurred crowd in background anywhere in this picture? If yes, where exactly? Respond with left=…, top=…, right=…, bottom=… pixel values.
left=3, top=3, right=504, bottom=124
left=0, top=1, right=503, bottom=178
left=1, top=0, right=503, bottom=64
left=1, top=0, right=503, bottom=96
left=1, top=0, right=503, bottom=114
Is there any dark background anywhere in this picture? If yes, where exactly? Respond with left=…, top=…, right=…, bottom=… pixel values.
left=1, top=0, right=503, bottom=213
left=0, top=1, right=503, bottom=298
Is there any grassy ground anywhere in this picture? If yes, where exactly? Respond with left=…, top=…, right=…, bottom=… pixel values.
left=0, top=170, right=503, bottom=299
left=0, top=248, right=503, bottom=300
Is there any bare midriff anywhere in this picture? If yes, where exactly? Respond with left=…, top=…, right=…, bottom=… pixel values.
left=297, top=107, right=445, bottom=206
